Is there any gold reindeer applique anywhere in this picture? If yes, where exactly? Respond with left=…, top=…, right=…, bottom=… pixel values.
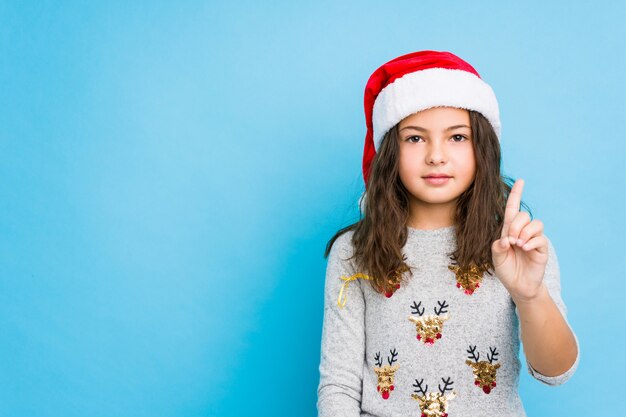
left=377, top=263, right=411, bottom=298
left=408, top=300, right=450, bottom=345
left=448, top=263, right=489, bottom=295
left=465, top=345, right=500, bottom=394
left=373, top=348, right=399, bottom=400
left=411, top=377, right=456, bottom=417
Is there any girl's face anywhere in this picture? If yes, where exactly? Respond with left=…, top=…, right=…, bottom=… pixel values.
left=397, top=106, right=476, bottom=218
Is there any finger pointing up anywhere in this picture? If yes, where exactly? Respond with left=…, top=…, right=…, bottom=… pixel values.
left=501, top=179, right=524, bottom=239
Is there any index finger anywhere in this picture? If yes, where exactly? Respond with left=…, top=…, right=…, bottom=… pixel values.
left=501, top=179, right=524, bottom=238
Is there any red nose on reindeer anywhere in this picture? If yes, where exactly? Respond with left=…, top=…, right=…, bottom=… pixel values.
left=483, top=385, right=491, bottom=394
left=384, top=283, right=401, bottom=298
left=382, top=390, right=390, bottom=399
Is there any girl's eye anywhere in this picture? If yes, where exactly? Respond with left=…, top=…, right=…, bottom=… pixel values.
left=406, top=135, right=468, bottom=143
left=406, top=136, right=423, bottom=143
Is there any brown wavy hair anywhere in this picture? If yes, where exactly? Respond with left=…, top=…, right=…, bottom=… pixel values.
left=324, top=110, right=533, bottom=295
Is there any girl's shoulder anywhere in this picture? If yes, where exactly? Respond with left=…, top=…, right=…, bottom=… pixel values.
left=328, top=229, right=356, bottom=260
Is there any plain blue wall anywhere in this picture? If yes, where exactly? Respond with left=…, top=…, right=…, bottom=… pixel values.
left=1, top=1, right=624, bottom=416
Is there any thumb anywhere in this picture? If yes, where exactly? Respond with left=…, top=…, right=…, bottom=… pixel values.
left=491, top=236, right=510, bottom=260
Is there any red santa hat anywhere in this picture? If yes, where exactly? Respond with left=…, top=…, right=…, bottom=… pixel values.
left=361, top=50, right=501, bottom=189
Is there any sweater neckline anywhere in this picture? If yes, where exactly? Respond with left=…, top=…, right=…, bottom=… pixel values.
left=406, top=224, right=456, bottom=237
left=405, top=224, right=457, bottom=252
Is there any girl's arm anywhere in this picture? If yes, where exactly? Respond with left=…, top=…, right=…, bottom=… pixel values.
left=514, top=236, right=580, bottom=385
left=317, top=231, right=364, bottom=417
left=493, top=179, right=579, bottom=385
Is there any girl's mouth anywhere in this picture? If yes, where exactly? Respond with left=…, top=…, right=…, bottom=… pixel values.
left=423, top=177, right=451, bottom=185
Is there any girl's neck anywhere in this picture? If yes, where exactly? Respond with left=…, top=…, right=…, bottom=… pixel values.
left=407, top=200, right=456, bottom=230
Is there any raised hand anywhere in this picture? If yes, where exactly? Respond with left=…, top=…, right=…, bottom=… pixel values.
left=491, top=179, right=549, bottom=303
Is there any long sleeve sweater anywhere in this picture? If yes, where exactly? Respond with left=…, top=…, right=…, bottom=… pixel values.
left=317, top=225, right=580, bottom=417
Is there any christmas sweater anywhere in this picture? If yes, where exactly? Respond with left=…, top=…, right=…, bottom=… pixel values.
left=317, top=225, right=580, bottom=417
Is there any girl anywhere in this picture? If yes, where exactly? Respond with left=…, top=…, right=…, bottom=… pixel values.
left=316, top=50, right=579, bottom=417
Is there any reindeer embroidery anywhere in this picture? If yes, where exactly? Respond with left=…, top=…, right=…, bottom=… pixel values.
left=465, top=345, right=500, bottom=394
left=448, top=263, right=489, bottom=295
left=377, top=264, right=411, bottom=298
left=411, top=377, right=456, bottom=417
left=408, top=300, right=450, bottom=345
left=373, top=348, right=399, bottom=400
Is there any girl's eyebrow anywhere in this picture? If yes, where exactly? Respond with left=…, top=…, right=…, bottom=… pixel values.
left=399, top=124, right=470, bottom=132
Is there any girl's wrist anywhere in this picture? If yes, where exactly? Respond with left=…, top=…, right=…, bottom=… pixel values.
left=511, top=283, right=550, bottom=307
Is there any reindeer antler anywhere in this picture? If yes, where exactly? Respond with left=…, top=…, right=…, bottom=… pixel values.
left=412, top=378, right=428, bottom=396
left=467, top=345, right=480, bottom=362
left=410, top=301, right=425, bottom=316
left=374, top=351, right=382, bottom=367
left=487, top=346, right=499, bottom=364
left=434, top=300, right=449, bottom=315
left=438, top=377, right=454, bottom=395
left=387, top=348, right=398, bottom=366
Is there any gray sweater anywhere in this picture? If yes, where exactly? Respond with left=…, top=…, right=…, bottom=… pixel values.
left=317, top=225, right=580, bottom=417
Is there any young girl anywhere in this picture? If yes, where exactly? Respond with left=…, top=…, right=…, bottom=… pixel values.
left=316, top=50, right=579, bottom=417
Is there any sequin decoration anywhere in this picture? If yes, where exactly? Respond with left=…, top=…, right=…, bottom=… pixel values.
left=465, top=345, right=500, bottom=394
left=408, top=300, right=450, bottom=345
left=373, top=348, right=400, bottom=400
left=411, top=377, right=456, bottom=417
left=448, top=263, right=489, bottom=295
left=379, top=264, right=410, bottom=298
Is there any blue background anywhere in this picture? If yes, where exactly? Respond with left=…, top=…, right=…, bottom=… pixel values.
left=1, top=1, right=624, bottom=416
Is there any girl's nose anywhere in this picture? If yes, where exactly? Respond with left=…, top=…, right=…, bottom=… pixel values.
left=426, top=142, right=447, bottom=165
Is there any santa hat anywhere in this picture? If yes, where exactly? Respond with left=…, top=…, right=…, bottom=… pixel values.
left=361, top=50, right=501, bottom=195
